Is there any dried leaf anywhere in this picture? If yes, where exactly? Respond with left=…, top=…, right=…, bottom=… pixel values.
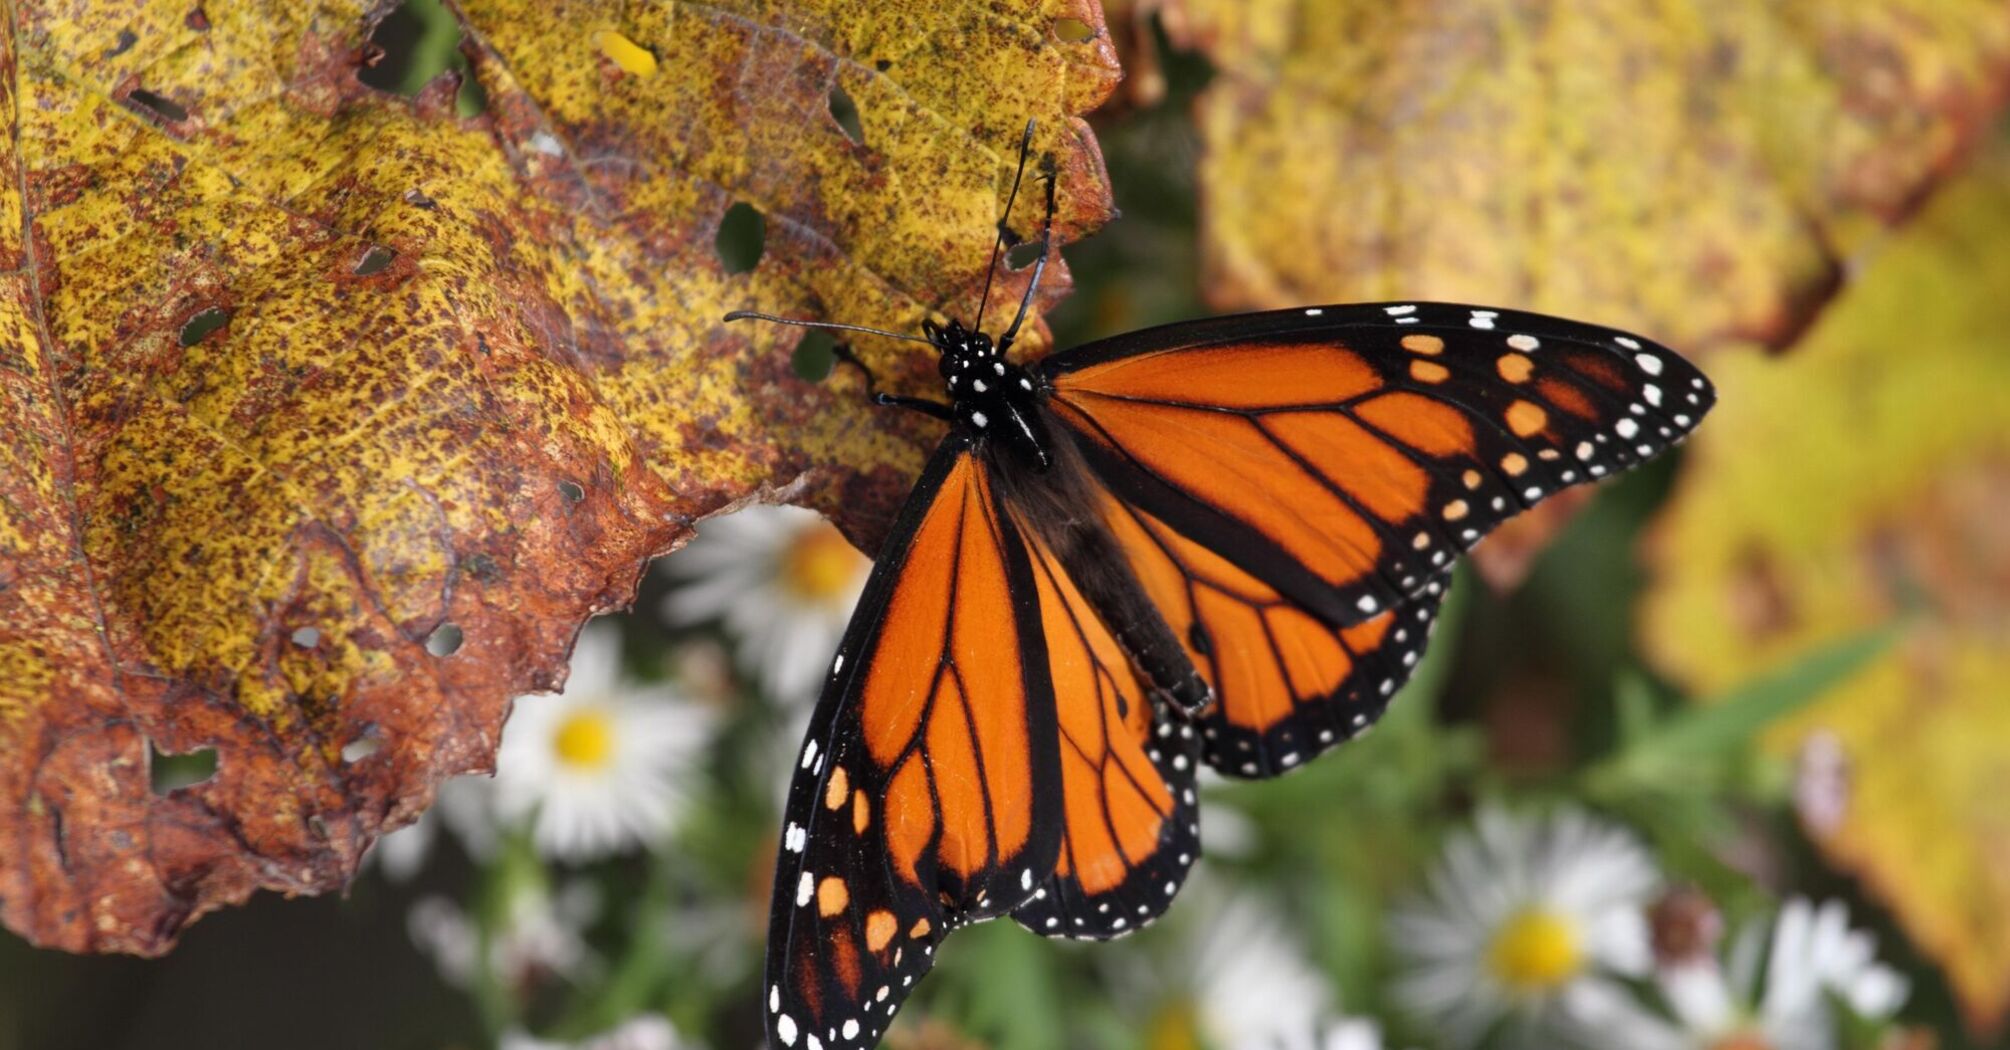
left=1160, top=0, right=2010, bottom=585
left=1641, top=154, right=2010, bottom=1033
left=0, top=0, right=1117, bottom=954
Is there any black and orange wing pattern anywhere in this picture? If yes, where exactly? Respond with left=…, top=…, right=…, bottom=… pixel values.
left=1042, top=301, right=1713, bottom=776
left=1104, top=491, right=1449, bottom=777
left=764, top=438, right=1063, bottom=1050
left=1006, top=520, right=1201, bottom=939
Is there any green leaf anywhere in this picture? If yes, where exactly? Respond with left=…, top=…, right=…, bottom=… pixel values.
left=1586, top=627, right=1896, bottom=796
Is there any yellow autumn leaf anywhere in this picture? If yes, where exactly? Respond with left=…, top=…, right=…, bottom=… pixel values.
left=1641, top=152, right=2010, bottom=1032
left=1168, top=0, right=2010, bottom=350
left=0, top=0, right=1118, bottom=954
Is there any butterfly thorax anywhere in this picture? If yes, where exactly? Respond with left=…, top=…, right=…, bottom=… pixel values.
left=926, top=318, right=1054, bottom=471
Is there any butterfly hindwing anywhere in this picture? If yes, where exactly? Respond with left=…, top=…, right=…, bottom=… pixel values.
left=1006, top=522, right=1202, bottom=939
left=1041, top=301, right=1714, bottom=629
left=764, top=438, right=1062, bottom=1050
left=1109, top=493, right=1451, bottom=777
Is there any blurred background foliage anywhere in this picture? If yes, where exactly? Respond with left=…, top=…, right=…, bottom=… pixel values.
left=4, top=1, right=2007, bottom=1049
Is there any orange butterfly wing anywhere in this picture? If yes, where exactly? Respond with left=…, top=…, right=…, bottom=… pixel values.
left=1041, top=302, right=1712, bottom=776
left=1103, top=493, right=1445, bottom=776
left=764, top=440, right=1062, bottom=1050
left=1007, top=518, right=1200, bottom=938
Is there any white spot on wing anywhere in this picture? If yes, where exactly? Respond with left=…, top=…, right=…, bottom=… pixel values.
left=801, top=740, right=818, bottom=770
left=1635, top=353, right=1663, bottom=375
left=778, top=1014, right=799, bottom=1046
left=1615, top=335, right=1641, bottom=349
left=797, top=872, right=814, bottom=907
left=1384, top=304, right=1417, bottom=316
left=1507, top=333, right=1540, bottom=351
left=1357, top=595, right=1379, bottom=614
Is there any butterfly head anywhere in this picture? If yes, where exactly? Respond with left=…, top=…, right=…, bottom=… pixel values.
left=923, top=318, right=1053, bottom=469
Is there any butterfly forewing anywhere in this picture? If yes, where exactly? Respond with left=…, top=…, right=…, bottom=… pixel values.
left=1042, top=301, right=1715, bottom=627
left=764, top=439, right=1062, bottom=1050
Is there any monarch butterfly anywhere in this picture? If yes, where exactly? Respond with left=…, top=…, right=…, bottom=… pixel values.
left=727, top=123, right=1713, bottom=1050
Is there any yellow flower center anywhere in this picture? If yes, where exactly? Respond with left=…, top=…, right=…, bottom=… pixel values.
left=1487, top=907, right=1584, bottom=992
left=1143, top=1002, right=1200, bottom=1050
left=552, top=707, right=616, bottom=770
left=780, top=524, right=865, bottom=603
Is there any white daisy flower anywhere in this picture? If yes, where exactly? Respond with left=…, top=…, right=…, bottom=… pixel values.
left=408, top=877, right=600, bottom=991
left=370, top=775, right=497, bottom=881
left=1122, top=879, right=1379, bottom=1050
left=1648, top=897, right=1909, bottom=1050
left=494, top=621, right=714, bottom=861
left=1389, top=806, right=1665, bottom=1048
left=501, top=1015, right=685, bottom=1050
left=1196, top=892, right=1337, bottom=1049
left=1272, top=1016, right=1396, bottom=1050
left=659, top=504, right=869, bottom=702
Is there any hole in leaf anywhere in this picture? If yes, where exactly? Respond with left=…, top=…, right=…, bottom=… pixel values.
left=715, top=202, right=766, bottom=275
left=1054, top=17, right=1095, bottom=42
left=358, top=0, right=467, bottom=98
left=353, top=245, right=397, bottom=276
left=558, top=480, right=585, bottom=504
left=341, top=729, right=382, bottom=763
left=458, top=74, right=488, bottom=117
left=1006, top=240, right=1044, bottom=271
left=125, top=88, right=189, bottom=124
left=792, top=331, right=838, bottom=381
left=178, top=306, right=231, bottom=346
left=290, top=626, right=321, bottom=648
left=874, top=58, right=892, bottom=72
left=149, top=742, right=218, bottom=795
left=425, top=622, right=463, bottom=656
left=828, top=85, right=864, bottom=144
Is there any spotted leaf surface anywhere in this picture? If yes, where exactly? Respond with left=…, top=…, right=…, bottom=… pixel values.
left=1642, top=154, right=2010, bottom=1033
left=1170, top=0, right=2010, bottom=351
left=0, top=0, right=1117, bottom=955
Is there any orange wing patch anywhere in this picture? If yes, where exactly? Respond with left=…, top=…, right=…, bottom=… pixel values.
left=1054, top=340, right=1381, bottom=409
left=1009, top=521, right=1201, bottom=940
left=1050, top=394, right=1393, bottom=598
left=859, top=455, right=1037, bottom=884
left=1103, top=495, right=1447, bottom=778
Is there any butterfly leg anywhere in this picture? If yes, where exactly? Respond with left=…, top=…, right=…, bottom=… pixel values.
left=997, top=153, right=1061, bottom=355
left=830, top=341, right=956, bottom=422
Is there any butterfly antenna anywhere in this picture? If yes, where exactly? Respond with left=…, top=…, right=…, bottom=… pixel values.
left=973, top=119, right=1039, bottom=334
left=722, top=310, right=936, bottom=347
left=997, top=153, right=1059, bottom=352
